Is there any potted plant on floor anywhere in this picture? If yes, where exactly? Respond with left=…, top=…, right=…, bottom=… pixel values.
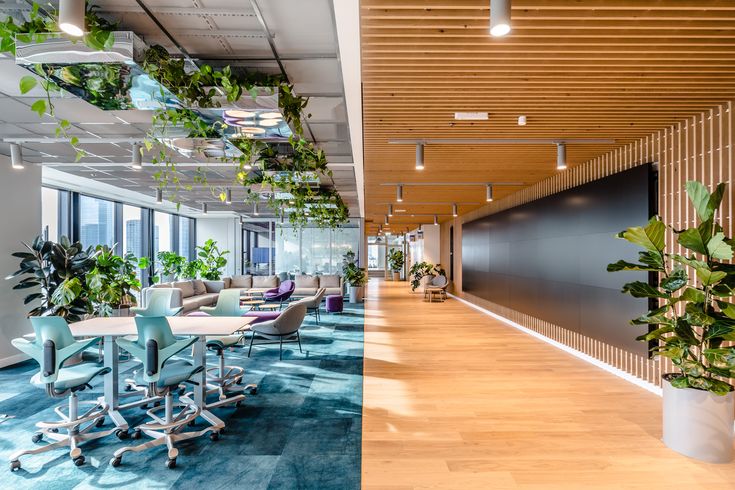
left=86, top=246, right=142, bottom=317
left=155, top=251, right=186, bottom=283
left=409, top=262, right=446, bottom=292
left=342, top=250, right=367, bottom=303
left=388, top=249, right=405, bottom=282
left=609, top=180, right=735, bottom=463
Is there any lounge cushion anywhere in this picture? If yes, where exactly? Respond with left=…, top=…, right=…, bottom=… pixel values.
left=192, top=280, right=207, bottom=296
left=230, top=275, right=253, bottom=289
left=182, top=297, right=200, bottom=313
left=223, top=277, right=232, bottom=289
left=173, top=281, right=195, bottom=298
left=243, top=311, right=281, bottom=324
left=295, top=275, right=319, bottom=289
left=253, top=275, right=278, bottom=288
left=151, top=283, right=171, bottom=289
left=294, top=288, right=317, bottom=297
left=319, top=275, right=340, bottom=288
left=195, top=293, right=219, bottom=308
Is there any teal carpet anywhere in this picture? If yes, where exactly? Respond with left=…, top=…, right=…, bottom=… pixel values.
left=0, top=304, right=364, bottom=489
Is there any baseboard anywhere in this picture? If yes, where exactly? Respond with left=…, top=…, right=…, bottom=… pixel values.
left=448, top=293, right=663, bottom=397
left=0, top=352, right=28, bottom=369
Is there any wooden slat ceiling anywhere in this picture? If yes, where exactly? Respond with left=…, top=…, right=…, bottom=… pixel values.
left=360, top=0, right=735, bottom=235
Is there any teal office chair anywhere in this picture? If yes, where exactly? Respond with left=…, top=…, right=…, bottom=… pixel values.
left=9, top=317, right=114, bottom=471
left=111, top=316, right=218, bottom=469
left=198, top=290, right=257, bottom=401
left=131, top=289, right=183, bottom=317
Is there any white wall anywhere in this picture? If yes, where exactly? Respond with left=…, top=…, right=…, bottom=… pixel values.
left=196, top=217, right=241, bottom=276
left=0, top=156, right=41, bottom=367
left=422, top=224, right=441, bottom=266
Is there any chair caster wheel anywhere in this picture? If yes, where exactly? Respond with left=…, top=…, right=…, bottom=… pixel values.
left=9, top=460, right=20, bottom=471
left=140, top=404, right=148, bottom=410
left=153, top=401, right=161, bottom=407
left=249, top=387, right=257, bottom=395
left=115, top=429, right=129, bottom=440
left=188, top=420, right=196, bottom=427
left=95, top=417, right=105, bottom=428
left=166, top=458, right=176, bottom=469
left=49, top=428, right=59, bottom=433
left=210, top=431, right=220, bottom=441
left=31, top=433, right=43, bottom=443
left=124, top=384, right=134, bottom=392
left=235, top=400, right=243, bottom=407
left=73, top=455, right=85, bottom=467
left=110, top=457, right=121, bottom=468
left=235, top=378, right=243, bottom=385
left=132, top=429, right=142, bottom=440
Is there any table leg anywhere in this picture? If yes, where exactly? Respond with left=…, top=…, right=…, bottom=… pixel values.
left=192, top=337, right=225, bottom=430
left=103, top=335, right=127, bottom=430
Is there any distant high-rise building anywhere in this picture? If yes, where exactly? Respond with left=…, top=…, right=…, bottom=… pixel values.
left=125, top=220, right=142, bottom=257
left=79, top=197, right=114, bottom=248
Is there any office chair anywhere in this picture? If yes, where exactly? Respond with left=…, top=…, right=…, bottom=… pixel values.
left=248, top=301, right=307, bottom=360
left=131, top=288, right=183, bottom=317
left=9, top=317, right=114, bottom=471
left=111, top=316, right=218, bottom=469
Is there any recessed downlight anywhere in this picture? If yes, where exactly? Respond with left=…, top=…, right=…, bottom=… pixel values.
left=260, top=112, right=283, bottom=119
left=258, top=119, right=280, bottom=127
left=225, top=110, right=256, bottom=118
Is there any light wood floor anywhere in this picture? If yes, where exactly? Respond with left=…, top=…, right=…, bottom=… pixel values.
left=361, top=279, right=735, bottom=490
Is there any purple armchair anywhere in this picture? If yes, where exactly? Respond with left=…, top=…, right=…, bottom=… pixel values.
left=263, top=280, right=295, bottom=306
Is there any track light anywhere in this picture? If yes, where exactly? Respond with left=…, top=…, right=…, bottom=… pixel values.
left=518, top=115, right=527, bottom=126
left=156, top=188, right=163, bottom=203
left=388, top=204, right=393, bottom=217
left=10, top=143, right=24, bottom=169
left=415, top=143, right=424, bottom=170
left=202, top=202, right=207, bottom=214
left=490, top=0, right=511, bottom=37
left=385, top=215, right=389, bottom=225
left=254, top=203, right=259, bottom=215
left=225, top=188, right=232, bottom=204
left=433, top=214, right=438, bottom=226
left=131, top=143, right=142, bottom=169
left=396, top=184, right=403, bottom=202
left=486, top=183, right=494, bottom=202
left=452, top=203, right=458, bottom=217
left=59, top=0, right=86, bottom=37
left=556, top=142, right=567, bottom=170
left=418, top=224, right=422, bottom=231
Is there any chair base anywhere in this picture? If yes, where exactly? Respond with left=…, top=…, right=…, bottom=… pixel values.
left=9, top=395, right=114, bottom=471
left=248, top=331, right=303, bottom=361
left=110, top=392, right=217, bottom=469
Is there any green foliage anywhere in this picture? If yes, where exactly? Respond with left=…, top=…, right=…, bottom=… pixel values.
left=86, top=246, right=142, bottom=316
left=196, top=239, right=229, bottom=280
left=388, top=249, right=405, bottom=273
left=154, top=251, right=187, bottom=282
left=181, top=259, right=203, bottom=280
left=342, top=250, right=367, bottom=287
left=610, top=180, right=735, bottom=396
left=6, top=236, right=97, bottom=321
left=408, top=261, right=445, bottom=291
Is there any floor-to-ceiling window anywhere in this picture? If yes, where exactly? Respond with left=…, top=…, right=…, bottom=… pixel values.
left=78, top=195, right=115, bottom=249
left=178, top=216, right=194, bottom=260
left=273, top=223, right=360, bottom=275
left=122, top=205, right=143, bottom=258
left=154, top=211, right=174, bottom=257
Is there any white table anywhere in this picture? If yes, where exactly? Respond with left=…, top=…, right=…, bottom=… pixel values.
left=67, top=316, right=254, bottom=432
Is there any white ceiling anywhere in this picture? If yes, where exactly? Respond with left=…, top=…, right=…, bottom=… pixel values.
left=0, top=0, right=360, bottom=218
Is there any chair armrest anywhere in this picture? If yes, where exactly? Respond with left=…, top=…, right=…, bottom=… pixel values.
left=11, top=338, right=40, bottom=364
left=58, top=338, right=102, bottom=366
left=264, top=287, right=279, bottom=295
left=204, top=280, right=225, bottom=293
left=199, top=306, right=216, bottom=313
left=160, top=336, right=199, bottom=362
left=116, top=337, right=145, bottom=360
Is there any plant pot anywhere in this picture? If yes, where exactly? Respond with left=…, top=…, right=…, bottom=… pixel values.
left=348, top=286, right=362, bottom=304
left=392, top=271, right=401, bottom=281
left=111, top=306, right=131, bottom=317
left=662, top=375, right=734, bottom=463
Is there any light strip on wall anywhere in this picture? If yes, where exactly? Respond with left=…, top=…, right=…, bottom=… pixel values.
left=448, top=293, right=662, bottom=396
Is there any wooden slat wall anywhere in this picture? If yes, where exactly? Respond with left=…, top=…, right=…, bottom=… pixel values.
left=441, top=100, right=734, bottom=386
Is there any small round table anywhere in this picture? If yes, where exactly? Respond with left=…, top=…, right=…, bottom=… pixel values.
left=241, top=300, right=264, bottom=310
left=259, top=303, right=282, bottom=311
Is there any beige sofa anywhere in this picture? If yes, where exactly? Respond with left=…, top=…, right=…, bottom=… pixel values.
left=142, top=280, right=221, bottom=314
left=223, top=275, right=279, bottom=293
left=293, top=274, right=343, bottom=297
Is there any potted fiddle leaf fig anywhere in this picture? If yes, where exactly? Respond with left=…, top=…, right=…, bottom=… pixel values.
left=609, top=180, right=735, bottom=463
left=387, top=249, right=404, bottom=281
left=196, top=239, right=229, bottom=280
left=342, top=250, right=367, bottom=303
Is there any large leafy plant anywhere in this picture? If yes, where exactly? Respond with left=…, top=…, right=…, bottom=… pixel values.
left=6, top=236, right=98, bottom=321
left=155, top=251, right=187, bottom=282
left=342, top=251, right=367, bottom=287
left=388, top=249, right=405, bottom=273
left=609, top=181, right=735, bottom=396
left=408, top=262, right=445, bottom=291
left=196, top=239, right=229, bottom=280
left=86, top=246, right=142, bottom=316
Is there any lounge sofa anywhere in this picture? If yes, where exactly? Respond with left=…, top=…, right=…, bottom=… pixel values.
left=141, top=280, right=220, bottom=315
left=292, top=275, right=343, bottom=297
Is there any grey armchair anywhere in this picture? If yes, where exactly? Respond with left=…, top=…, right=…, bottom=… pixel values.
left=248, top=302, right=307, bottom=360
left=298, top=288, right=326, bottom=324
left=424, top=275, right=449, bottom=302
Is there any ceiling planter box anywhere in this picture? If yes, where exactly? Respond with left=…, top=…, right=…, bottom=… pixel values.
left=15, top=31, right=177, bottom=111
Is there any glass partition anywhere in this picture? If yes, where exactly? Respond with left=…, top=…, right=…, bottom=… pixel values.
left=273, top=224, right=360, bottom=276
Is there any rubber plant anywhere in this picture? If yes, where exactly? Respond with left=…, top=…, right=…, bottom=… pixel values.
left=196, top=239, right=229, bottom=280
left=608, top=181, right=735, bottom=395
left=6, top=235, right=98, bottom=321
left=86, top=246, right=142, bottom=317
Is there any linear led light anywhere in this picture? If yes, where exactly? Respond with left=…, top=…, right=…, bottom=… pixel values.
left=454, top=112, right=488, bottom=121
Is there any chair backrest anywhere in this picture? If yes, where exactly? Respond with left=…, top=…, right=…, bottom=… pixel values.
left=211, top=289, right=245, bottom=316
left=272, top=302, right=307, bottom=334
left=132, top=316, right=180, bottom=384
left=19, top=317, right=76, bottom=383
left=140, top=289, right=179, bottom=316
left=309, top=287, right=327, bottom=306
left=280, top=280, right=295, bottom=293
left=432, top=275, right=448, bottom=288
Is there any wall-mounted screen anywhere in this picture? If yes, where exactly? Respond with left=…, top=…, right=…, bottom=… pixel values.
left=462, top=164, right=655, bottom=354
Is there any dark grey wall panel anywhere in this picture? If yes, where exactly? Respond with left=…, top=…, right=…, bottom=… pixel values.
left=461, top=164, right=653, bottom=354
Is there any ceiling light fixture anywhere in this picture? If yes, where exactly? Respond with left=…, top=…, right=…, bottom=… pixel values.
left=452, top=203, right=458, bottom=217
left=10, top=143, right=24, bottom=169
left=258, top=119, right=280, bottom=127
left=224, top=110, right=255, bottom=119
left=131, top=143, right=142, bottom=169
left=385, top=215, right=389, bottom=225
left=490, top=0, right=512, bottom=37
left=433, top=215, right=438, bottom=226
left=396, top=184, right=403, bottom=202
left=202, top=203, right=208, bottom=214
left=518, top=115, right=527, bottom=126
left=254, top=203, right=259, bottom=215
left=454, top=112, right=488, bottom=121
left=59, top=0, right=85, bottom=37
left=225, top=188, right=232, bottom=204
left=156, top=188, right=163, bottom=203
left=415, top=143, right=424, bottom=170
left=388, top=204, right=393, bottom=217
left=486, top=183, right=494, bottom=202
left=556, top=142, right=567, bottom=170
left=260, top=112, right=283, bottom=119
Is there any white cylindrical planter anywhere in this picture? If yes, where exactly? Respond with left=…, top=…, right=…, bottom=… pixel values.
left=662, top=377, right=734, bottom=463
left=348, top=286, right=360, bottom=304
